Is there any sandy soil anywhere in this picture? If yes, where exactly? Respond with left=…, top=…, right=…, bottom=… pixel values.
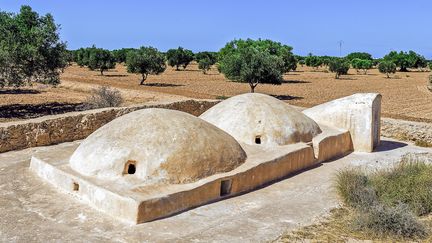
left=2, top=63, right=432, bottom=122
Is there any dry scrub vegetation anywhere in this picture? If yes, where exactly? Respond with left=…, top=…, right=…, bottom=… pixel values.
left=278, top=154, right=432, bottom=242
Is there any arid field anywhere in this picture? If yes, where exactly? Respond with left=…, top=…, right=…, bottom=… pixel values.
left=1, top=62, right=432, bottom=122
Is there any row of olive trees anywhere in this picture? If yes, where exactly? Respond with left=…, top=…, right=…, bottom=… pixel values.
left=298, top=50, right=430, bottom=79
left=2, top=6, right=431, bottom=90
left=72, top=46, right=219, bottom=84
left=72, top=46, right=218, bottom=76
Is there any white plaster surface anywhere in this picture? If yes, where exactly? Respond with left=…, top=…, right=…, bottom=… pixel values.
left=69, top=108, right=246, bottom=184
left=200, top=93, right=322, bottom=147
left=0, top=138, right=428, bottom=242
left=303, top=93, right=381, bottom=152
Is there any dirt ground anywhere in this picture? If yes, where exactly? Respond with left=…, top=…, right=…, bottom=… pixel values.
left=1, top=138, right=430, bottom=242
left=1, top=63, right=432, bottom=122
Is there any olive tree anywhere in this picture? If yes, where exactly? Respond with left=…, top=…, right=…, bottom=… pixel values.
left=195, top=51, right=217, bottom=64
left=75, top=46, right=95, bottom=67
left=351, top=58, right=373, bottom=74
left=126, top=46, right=166, bottom=85
left=219, top=39, right=285, bottom=93
left=378, top=61, right=397, bottom=78
left=219, top=39, right=296, bottom=74
left=198, top=57, right=213, bottom=74
left=384, top=51, right=427, bottom=72
left=345, top=52, right=373, bottom=61
left=88, top=48, right=116, bottom=75
left=305, top=54, right=322, bottom=70
left=112, top=48, right=135, bottom=63
left=0, top=5, right=67, bottom=88
left=166, top=47, right=194, bottom=70
left=329, top=59, right=350, bottom=79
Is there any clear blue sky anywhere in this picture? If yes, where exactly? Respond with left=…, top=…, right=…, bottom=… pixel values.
left=1, top=0, right=431, bottom=58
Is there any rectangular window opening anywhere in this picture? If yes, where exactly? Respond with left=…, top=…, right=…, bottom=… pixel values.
left=73, top=182, right=79, bottom=191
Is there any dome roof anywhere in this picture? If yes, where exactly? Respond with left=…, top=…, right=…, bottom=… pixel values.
left=200, top=93, right=322, bottom=146
left=70, top=108, right=246, bottom=184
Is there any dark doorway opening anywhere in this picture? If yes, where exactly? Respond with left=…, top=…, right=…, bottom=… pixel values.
left=220, top=179, right=232, bottom=196
left=127, top=164, right=136, bottom=174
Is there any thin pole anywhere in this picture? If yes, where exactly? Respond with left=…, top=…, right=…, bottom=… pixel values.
left=338, top=40, right=344, bottom=57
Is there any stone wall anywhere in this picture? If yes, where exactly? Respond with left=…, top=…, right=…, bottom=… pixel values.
left=0, top=100, right=219, bottom=153
left=381, top=118, right=432, bottom=144
left=2, top=99, right=432, bottom=153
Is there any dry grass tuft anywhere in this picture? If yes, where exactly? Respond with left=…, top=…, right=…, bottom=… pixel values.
left=85, top=86, right=123, bottom=109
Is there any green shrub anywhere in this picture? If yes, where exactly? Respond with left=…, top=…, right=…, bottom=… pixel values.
left=378, top=61, right=396, bottom=78
left=354, top=203, right=427, bottom=238
left=335, top=159, right=432, bottom=239
left=371, top=161, right=432, bottom=216
left=335, top=169, right=378, bottom=209
left=329, top=59, right=350, bottom=79
left=215, top=95, right=229, bottom=100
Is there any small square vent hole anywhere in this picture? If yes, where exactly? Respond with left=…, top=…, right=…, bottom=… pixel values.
left=73, top=182, right=79, bottom=191
left=255, top=136, right=261, bottom=144
left=124, top=160, right=136, bottom=175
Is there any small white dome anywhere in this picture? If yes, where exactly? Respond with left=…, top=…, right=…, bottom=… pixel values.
left=70, top=109, right=246, bottom=184
left=200, top=93, right=322, bottom=146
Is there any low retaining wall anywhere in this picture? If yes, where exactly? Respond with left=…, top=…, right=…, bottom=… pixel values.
left=381, top=118, right=432, bottom=144
left=0, top=100, right=219, bottom=153
left=2, top=100, right=432, bottom=153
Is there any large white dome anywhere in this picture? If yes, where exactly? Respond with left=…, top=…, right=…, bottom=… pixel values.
left=200, top=93, right=322, bottom=146
left=70, top=108, right=246, bottom=184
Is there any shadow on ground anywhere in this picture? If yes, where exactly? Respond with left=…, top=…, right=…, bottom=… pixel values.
left=0, top=102, right=87, bottom=119
left=143, top=83, right=184, bottom=87
left=0, top=89, right=41, bottom=95
left=338, top=77, right=357, bottom=80
left=281, top=80, right=311, bottom=84
left=374, top=140, right=408, bottom=152
left=270, top=94, right=303, bottom=101
left=104, top=74, right=129, bottom=77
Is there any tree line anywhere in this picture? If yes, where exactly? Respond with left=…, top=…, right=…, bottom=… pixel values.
left=2, top=6, right=432, bottom=93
